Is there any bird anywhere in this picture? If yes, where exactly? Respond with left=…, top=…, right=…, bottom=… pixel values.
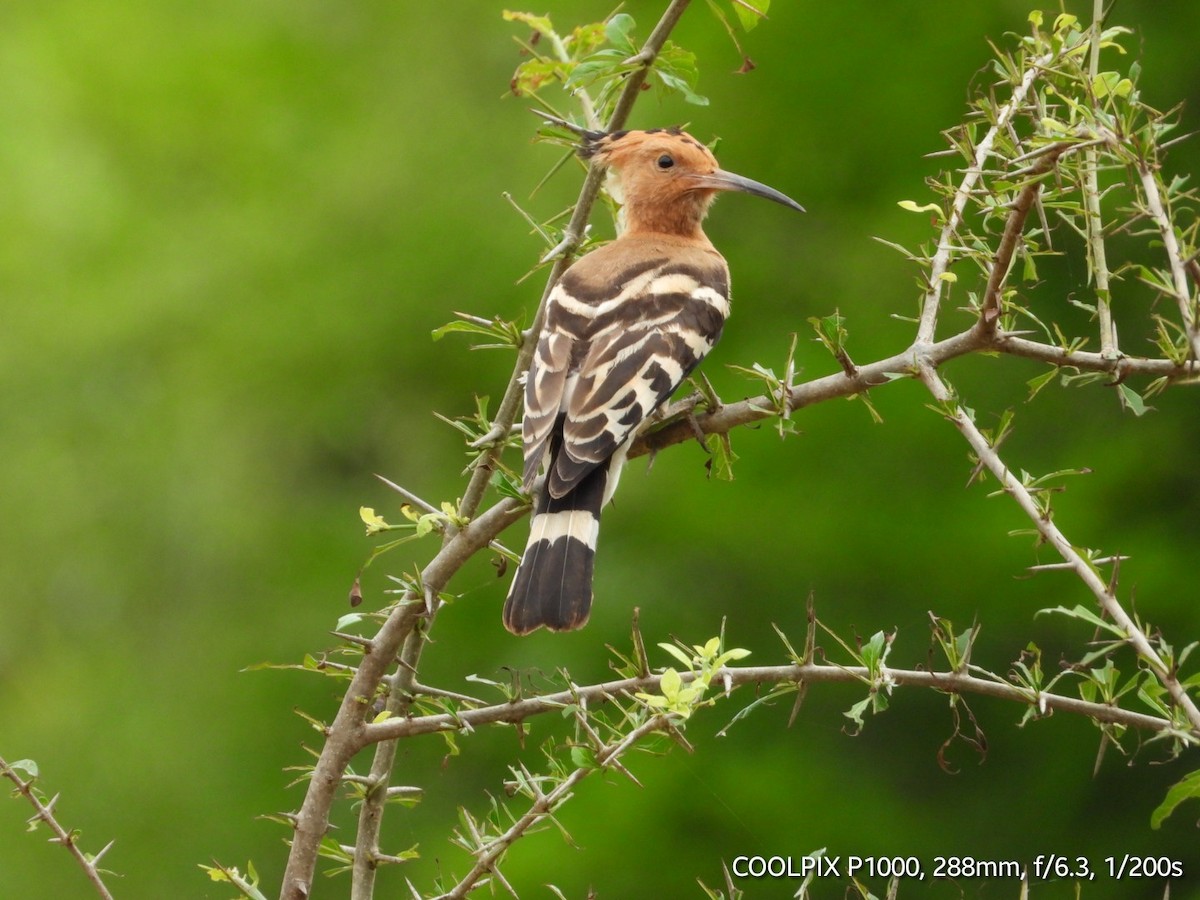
left=503, top=126, right=803, bottom=635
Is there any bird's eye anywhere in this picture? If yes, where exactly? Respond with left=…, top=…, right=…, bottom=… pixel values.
left=656, top=154, right=675, bottom=170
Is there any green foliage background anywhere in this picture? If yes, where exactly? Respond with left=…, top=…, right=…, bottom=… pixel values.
left=2, top=1, right=1198, bottom=897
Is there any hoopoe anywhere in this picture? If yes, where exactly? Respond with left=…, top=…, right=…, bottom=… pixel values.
left=503, top=127, right=803, bottom=635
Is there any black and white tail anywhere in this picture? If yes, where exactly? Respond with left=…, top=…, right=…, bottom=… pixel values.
left=502, top=459, right=610, bottom=634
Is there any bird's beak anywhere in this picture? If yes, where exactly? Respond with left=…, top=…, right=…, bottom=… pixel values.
left=692, top=169, right=805, bottom=213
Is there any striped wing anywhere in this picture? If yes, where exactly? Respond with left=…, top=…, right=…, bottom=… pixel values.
left=548, top=263, right=730, bottom=498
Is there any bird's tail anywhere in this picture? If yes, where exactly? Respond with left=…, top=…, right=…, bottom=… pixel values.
left=503, top=461, right=609, bottom=634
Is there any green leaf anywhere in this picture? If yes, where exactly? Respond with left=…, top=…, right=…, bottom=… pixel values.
left=658, top=642, right=695, bottom=668
left=897, top=200, right=943, bottom=218
left=1152, top=770, right=1200, bottom=829
left=1036, top=604, right=1126, bottom=639
left=359, top=506, right=390, bottom=535
left=604, top=13, right=638, bottom=56
left=730, top=0, right=769, bottom=31
left=654, top=45, right=709, bottom=106
left=844, top=696, right=871, bottom=730
left=1026, top=368, right=1058, bottom=401
left=1117, top=383, right=1149, bottom=417
left=704, top=432, right=737, bottom=481
left=1052, top=13, right=1078, bottom=33
left=1093, top=72, right=1132, bottom=99
left=8, top=759, right=39, bottom=779
left=570, top=746, right=599, bottom=770
left=501, top=10, right=555, bottom=38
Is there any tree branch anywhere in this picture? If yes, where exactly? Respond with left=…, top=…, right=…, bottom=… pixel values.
left=917, top=364, right=1200, bottom=734
left=458, top=0, right=693, bottom=521
left=281, top=499, right=525, bottom=900
left=0, top=756, right=116, bottom=900
left=1138, top=160, right=1200, bottom=361
left=916, top=49, right=1055, bottom=344
left=433, top=714, right=674, bottom=900
left=333, top=7, right=700, bottom=900
left=361, top=661, right=1188, bottom=746
left=631, top=324, right=1198, bottom=461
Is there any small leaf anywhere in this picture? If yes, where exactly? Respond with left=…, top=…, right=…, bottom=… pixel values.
left=1093, top=72, right=1132, bottom=99
left=1152, top=770, right=1200, bottom=829
left=658, top=642, right=695, bottom=668
left=359, top=507, right=390, bottom=535
left=898, top=200, right=943, bottom=217
left=730, top=0, right=769, bottom=32
left=1117, top=384, right=1150, bottom=417
left=570, top=746, right=599, bottom=770
left=201, top=865, right=232, bottom=884
left=1036, top=605, right=1126, bottom=638
left=8, top=759, right=39, bottom=779
left=501, top=10, right=555, bottom=37
left=1052, top=13, right=1078, bottom=33
left=604, top=13, right=638, bottom=55
left=1026, top=368, right=1058, bottom=401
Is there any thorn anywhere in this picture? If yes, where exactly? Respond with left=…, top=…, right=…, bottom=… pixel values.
left=330, top=630, right=374, bottom=649
left=374, top=473, right=440, bottom=515
left=631, top=608, right=651, bottom=678
left=787, top=681, right=808, bottom=728
left=92, top=838, right=116, bottom=864
left=528, top=108, right=592, bottom=138
left=538, top=226, right=587, bottom=265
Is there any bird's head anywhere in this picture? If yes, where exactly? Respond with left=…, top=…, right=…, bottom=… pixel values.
left=580, top=127, right=803, bottom=238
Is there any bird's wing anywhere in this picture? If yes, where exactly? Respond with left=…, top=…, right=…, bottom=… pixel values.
left=520, top=325, right=571, bottom=492
left=548, top=260, right=730, bottom=498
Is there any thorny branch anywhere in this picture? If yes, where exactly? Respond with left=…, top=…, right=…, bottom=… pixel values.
left=918, top=362, right=1200, bottom=734
left=915, top=49, right=1053, bottom=345
left=0, top=756, right=116, bottom=900
left=362, top=663, right=1187, bottom=747
left=278, top=4, right=698, bottom=900
left=276, top=6, right=1200, bottom=899
left=433, top=715, right=674, bottom=900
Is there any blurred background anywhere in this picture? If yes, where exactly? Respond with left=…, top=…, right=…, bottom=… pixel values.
left=1, top=1, right=1198, bottom=897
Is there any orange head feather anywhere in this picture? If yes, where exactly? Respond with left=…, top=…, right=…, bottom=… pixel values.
left=580, top=128, right=803, bottom=238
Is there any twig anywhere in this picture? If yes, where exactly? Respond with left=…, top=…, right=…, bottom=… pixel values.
left=1085, top=0, right=1119, bottom=357
left=433, top=715, right=674, bottom=899
left=630, top=326, right=1198, bottom=460
left=358, top=662, right=1185, bottom=746
left=281, top=499, right=525, bottom=900
left=979, top=149, right=1066, bottom=328
left=916, top=49, right=1055, bottom=344
left=0, top=756, right=116, bottom=900
left=1137, top=162, right=1200, bottom=361
left=916, top=364, right=1200, bottom=734
left=333, top=7, right=700, bottom=900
